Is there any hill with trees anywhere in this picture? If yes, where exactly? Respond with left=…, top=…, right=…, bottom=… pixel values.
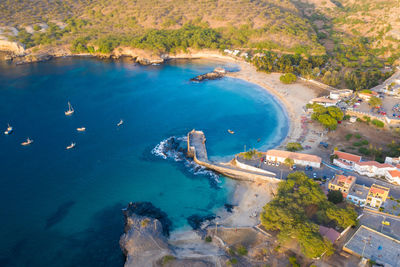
left=0, top=0, right=399, bottom=89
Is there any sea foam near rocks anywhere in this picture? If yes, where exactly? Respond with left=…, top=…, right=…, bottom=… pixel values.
left=152, top=136, right=221, bottom=186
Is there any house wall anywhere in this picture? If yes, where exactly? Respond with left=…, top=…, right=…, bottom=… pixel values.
left=266, top=155, right=320, bottom=168
left=347, top=195, right=366, bottom=207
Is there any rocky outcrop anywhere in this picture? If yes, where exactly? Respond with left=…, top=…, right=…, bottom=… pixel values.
left=120, top=202, right=226, bottom=267
left=190, top=68, right=227, bottom=82
left=0, top=40, right=25, bottom=56
left=120, top=202, right=173, bottom=267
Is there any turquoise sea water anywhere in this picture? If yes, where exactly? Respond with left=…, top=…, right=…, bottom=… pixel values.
left=0, top=58, right=288, bottom=266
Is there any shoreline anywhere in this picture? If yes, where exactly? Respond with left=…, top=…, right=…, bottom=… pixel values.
left=3, top=50, right=321, bottom=229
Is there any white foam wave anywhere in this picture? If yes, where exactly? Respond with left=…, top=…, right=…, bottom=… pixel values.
left=152, top=136, right=221, bottom=185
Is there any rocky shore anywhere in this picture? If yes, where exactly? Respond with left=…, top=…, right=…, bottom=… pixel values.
left=190, top=68, right=227, bottom=82
left=119, top=202, right=226, bottom=267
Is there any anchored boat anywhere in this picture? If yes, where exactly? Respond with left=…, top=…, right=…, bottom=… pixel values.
left=65, top=102, right=74, bottom=116
left=77, top=127, right=86, bottom=132
left=21, top=138, right=33, bottom=146
left=66, top=142, right=76, bottom=150
left=227, top=129, right=234, bottom=134
left=4, top=124, right=13, bottom=135
left=117, top=119, right=124, bottom=127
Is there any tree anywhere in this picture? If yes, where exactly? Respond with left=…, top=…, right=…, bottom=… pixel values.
left=368, top=96, right=382, bottom=108
left=284, top=158, right=295, bottom=167
left=326, top=206, right=358, bottom=229
left=260, top=172, right=337, bottom=258
left=318, top=114, right=338, bottom=130
left=280, top=73, right=297, bottom=84
left=327, top=190, right=343, bottom=204
left=327, top=106, right=344, bottom=121
left=286, top=142, right=303, bottom=151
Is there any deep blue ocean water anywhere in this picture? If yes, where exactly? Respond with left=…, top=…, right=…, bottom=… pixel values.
left=0, top=58, right=288, bottom=266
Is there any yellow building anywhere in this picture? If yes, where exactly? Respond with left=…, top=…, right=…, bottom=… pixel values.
left=328, top=175, right=356, bottom=197
left=366, top=184, right=390, bottom=208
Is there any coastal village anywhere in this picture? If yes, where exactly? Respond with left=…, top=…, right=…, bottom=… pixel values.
left=180, top=51, right=400, bottom=267
left=2, top=1, right=400, bottom=266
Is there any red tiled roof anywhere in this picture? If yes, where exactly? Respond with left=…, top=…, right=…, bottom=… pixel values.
left=369, top=184, right=389, bottom=195
left=356, top=161, right=395, bottom=169
left=388, top=170, right=400, bottom=178
left=337, top=175, right=356, bottom=185
left=334, top=151, right=361, bottom=163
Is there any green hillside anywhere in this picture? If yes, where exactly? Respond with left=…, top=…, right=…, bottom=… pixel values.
left=1, top=0, right=399, bottom=89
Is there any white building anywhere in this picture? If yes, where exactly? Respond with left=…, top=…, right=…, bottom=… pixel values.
left=385, top=156, right=400, bottom=166
left=264, top=149, right=321, bottom=168
left=353, top=161, right=396, bottom=178
left=346, top=184, right=369, bottom=207
left=329, top=89, right=353, bottom=100
left=309, top=97, right=338, bottom=107
left=385, top=170, right=400, bottom=185
left=333, top=151, right=362, bottom=170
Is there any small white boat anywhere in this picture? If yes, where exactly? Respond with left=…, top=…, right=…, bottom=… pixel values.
left=228, top=129, right=234, bottom=134
left=117, top=119, right=124, bottom=127
left=77, top=127, right=86, bottom=132
left=21, top=138, right=33, bottom=146
left=4, top=124, right=13, bottom=135
left=65, top=101, right=74, bottom=116
left=66, top=142, right=76, bottom=150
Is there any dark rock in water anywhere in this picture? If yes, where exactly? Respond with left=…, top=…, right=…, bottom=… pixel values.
left=187, top=214, right=216, bottom=230
left=224, top=204, right=235, bottom=213
left=45, top=201, right=75, bottom=229
left=190, top=68, right=226, bottom=82
left=123, top=202, right=172, bottom=236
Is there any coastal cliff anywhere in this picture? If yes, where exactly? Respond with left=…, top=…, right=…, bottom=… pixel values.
left=120, top=202, right=221, bottom=267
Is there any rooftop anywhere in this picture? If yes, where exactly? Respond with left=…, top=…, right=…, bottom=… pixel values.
left=334, top=151, right=362, bottom=163
left=265, top=150, right=322, bottom=164
left=369, top=184, right=390, bottom=195
left=356, top=161, right=395, bottom=169
left=310, top=97, right=338, bottom=103
left=344, top=225, right=400, bottom=267
left=348, top=184, right=369, bottom=199
left=388, top=170, right=400, bottom=178
left=319, top=225, right=340, bottom=243
left=337, top=174, right=356, bottom=185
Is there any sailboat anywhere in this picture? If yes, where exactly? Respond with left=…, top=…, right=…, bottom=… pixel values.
left=66, top=142, right=76, bottom=150
left=4, top=124, right=13, bottom=135
left=21, top=138, right=33, bottom=146
left=117, top=119, right=124, bottom=127
left=77, top=127, right=86, bottom=132
left=65, top=102, right=74, bottom=116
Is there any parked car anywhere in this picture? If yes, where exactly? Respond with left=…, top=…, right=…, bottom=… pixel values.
left=292, top=164, right=297, bottom=170
left=271, top=162, right=275, bottom=166
left=276, top=162, right=280, bottom=167
left=313, top=173, right=317, bottom=178
left=305, top=166, right=313, bottom=171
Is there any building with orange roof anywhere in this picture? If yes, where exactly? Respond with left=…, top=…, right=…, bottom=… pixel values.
left=385, top=169, right=400, bottom=185
left=333, top=151, right=362, bottom=170
left=354, top=161, right=396, bottom=177
left=264, top=150, right=321, bottom=168
left=328, top=175, right=356, bottom=197
left=366, top=184, right=390, bottom=208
